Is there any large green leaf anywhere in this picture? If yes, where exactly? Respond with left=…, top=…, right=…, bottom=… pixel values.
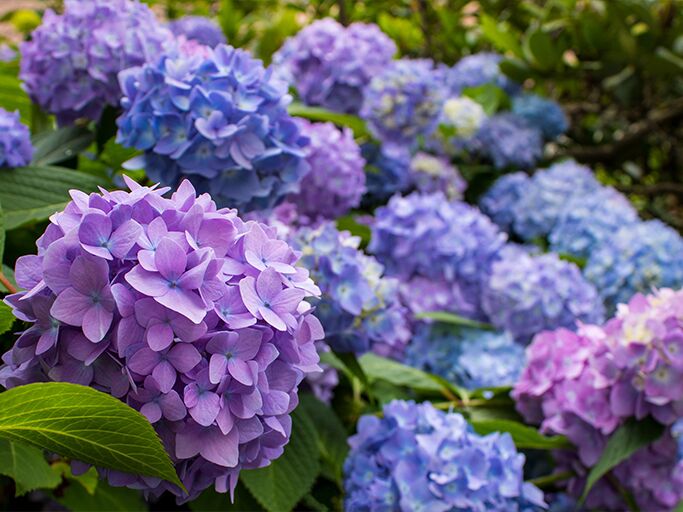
left=287, top=103, right=369, bottom=138
left=31, top=126, right=95, bottom=166
left=470, top=419, right=572, bottom=450
left=241, top=406, right=320, bottom=512
left=414, top=311, right=495, bottom=331
left=358, top=353, right=444, bottom=395
left=0, top=382, right=183, bottom=490
left=580, top=417, right=665, bottom=501
left=0, top=439, right=61, bottom=496
left=58, top=479, right=145, bottom=512
left=0, top=166, right=105, bottom=230
left=480, top=14, right=523, bottom=57
left=0, top=301, right=16, bottom=335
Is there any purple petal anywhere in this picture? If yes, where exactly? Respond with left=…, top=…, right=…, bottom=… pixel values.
left=79, top=212, right=112, bottom=247
left=141, top=402, right=162, bottom=423
left=261, top=389, right=289, bottom=415
left=69, top=256, right=109, bottom=296
left=234, top=329, right=262, bottom=360
left=228, top=358, right=254, bottom=386
left=190, top=392, right=221, bottom=426
left=146, top=322, right=174, bottom=351
left=209, top=354, right=228, bottom=385
left=271, top=288, right=305, bottom=314
left=238, top=277, right=261, bottom=318
left=155, top=287, right=207, bottom=324
left=200, top=426, right=238, bottom=467
left=159, top=390, right=187, bottom=421
left=125, top=265, right=169, bottom=297
left=109, top=220, right=143, bottom=259
left=128, top=347, right=161, bottom=375
left=50, top=288, right=91, bottom=326
left=167, top=343, right=202, bottom=373
left=152, top=360, right=177, bottom=393
left=259, top=305, right=286, bottom=332
left=155, top=238, right=187, bottom=281
left=256, top=268, right=283, bottom=303
left=82, top=304, right=113, bottom=343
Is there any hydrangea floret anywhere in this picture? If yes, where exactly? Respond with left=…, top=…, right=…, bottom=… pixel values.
left=479, top=172, right=530, bottom=233
left=0, top=108, right=32, bottom=168
left=409, top=152, right=466, bottom=199
left=474, top=114, right=543, bottom=170
left=360, top=142, right=412, bottom=206
left=447, top=52, right=520, bottom=96
left=511, top=94, right=568, bottom=140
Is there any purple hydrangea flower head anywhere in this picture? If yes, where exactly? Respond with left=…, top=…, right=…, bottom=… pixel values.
left=405, top=323, right=525, bottom=390
left=448, top=52, right=521, bottom=96
left=369, top=192, right=506, bottom=319
left=289, top=222, right=410, bottom=358
left=272, top=19, right=396, bottom=114
left=287, top=119, right=366, bottom=221
left=483, top=247, right=605, bottom=343
left=584, top=221, right=683, bottom=313
left=548, top=186, right=639, bottom=260
left=168, top=16, right=226, bottom=48
left=344, top=400, right=547, bottom=511
left=305, top=340, right=339, bottom=404
left=0, top=108, right=32, bottom=168
left=360, top=142, right=412, bottom=206
left=0, top=177, right=323, bottom=501
left=479, top=172, right=530, bottom=233
left=511, top=94, right=568, bottom=140
left=475, top=114, right=543, bottom=170
left=117, top=44, right=310, bottom=212
left=513, top=160, right=601, bottom=240
left=20, top=0, right=173, bottom=124
left=361, top=59, right=446, bottom=151
left=409, top=152, right=467, bottom=199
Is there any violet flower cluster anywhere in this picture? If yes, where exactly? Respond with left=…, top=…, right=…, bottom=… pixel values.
left=117, top=44, right=309, bottom=212
left=369, top=192, right=506, bottom=319
left=482, top=248, right=604, bottom=343
left=0, top=177, right=323, bottom=501
left=286, top=119, right=366, bottom=221
left=479, top=172, right=530, bottom=233
left=474, top=114, right=543, bottom=170
left=447, top=52, right=520, bottom=96
left=0, top=108, right=32, bottom=168
left=344, top=400, right=547, bottom=511
left=20, top=0, right=173, bottom=125
left=360, top=142, right=412, bottom=206
left=409, top=152, right=467, bottom=199
left=404, top=323, right=526, bottom=390
left=168, top=16, right=227, bottom=48
left=289, top=222, right=410, bottom=359
left=272, top=18, right=396, bottom=114
left=511, top=94, right=568, bottom=141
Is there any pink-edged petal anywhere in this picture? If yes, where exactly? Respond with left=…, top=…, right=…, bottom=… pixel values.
left=146, top=323, right=174, bottom=351
left=50, top=288, right=91, bottom=326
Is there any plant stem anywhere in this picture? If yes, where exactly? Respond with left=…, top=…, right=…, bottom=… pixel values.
left=528, top=470, right=573, bottom=489
left=0, top=272, right=16, bottom=294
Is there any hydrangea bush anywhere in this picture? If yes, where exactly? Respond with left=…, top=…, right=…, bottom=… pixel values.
left=0, top=108, right=32, bottom=168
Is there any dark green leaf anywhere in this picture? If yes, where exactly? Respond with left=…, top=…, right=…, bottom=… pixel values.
left=358, top=353, right=444, bottom=395
left=32, top=126, right=94, bottom=166
left=0, top=439, right=61, bottom=496
left=414, top=311, right=495, bottom=330
left=58, top=479, right=145, bottom=512
left=470, top=419, right=572, bottom=450
left=524, top=28, right=559, bottom=71
left=335, top=351, right=371, bottom=392
left=580, top=417, right=665, bottom=501
left=190, top=483, right=263, bottom=511
left=0, top=382, right=183, bottom=490
left=288, top=103, right=368, bottom=138
left=0, top=302, right=16, bottom=335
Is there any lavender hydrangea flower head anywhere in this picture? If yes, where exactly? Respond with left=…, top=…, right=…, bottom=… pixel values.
left=361, top=59, right=446, bottom=150
left=475, top=114, right=543, bottom=170
left=512, top=94, right=568, bottom=140
left=344, top=400, right=547, bottom=511
left=0, top=177, right=323, bottom=501
left=0, top=108, right=32, bottom=168
left=513, top=160, right=601, bottom=240
left=584, top=220, right=683, bottom=313
left=448, top=52, right=520, bottom=96
left=286, top=119, right=366, bottom=221
left=479, top=172, right=530, bottom=233
left=360, top=142, right=412, bottom=206
left=289, top=222, right=410, bottom=358
left=117, top=44, right=309, bottom=212
left=168, top=16, right=226, bottom=48
left=369, top=192, right=506, bottom=319
left=483, top=248, right=605, bottom=343
left=405, top=323, right=526, bottom=390
left=273, top=19, right=396, bottom=114
left=20, top=0, right=173, bottom=124
left=409, top=152, right=466, bottom=199
left=549, top=186, right=639, bottom=260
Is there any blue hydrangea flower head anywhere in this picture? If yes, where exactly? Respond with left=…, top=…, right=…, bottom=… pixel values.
left=483, top=247, right=605, bottom=343
left=344, top=400, right=547, bottom=511
left=168, top=15, right=226, bottom=48
left=479, top=172, right=530, bottom=233
left=512, top=93, right=568, bottom=140
left=409, top=151, right=467, bottom=199
left=513, top=160, right=601, bottom=240
left=448, top=52, right=521, bottom=96
left=20, top=0, right=173, bottom=124
left=475, top=114, right=543, bottom=169
left=361, top=59, right=446, bottom=150
left=117, top=44, right=310, bottom=212
left=549, top=186, right=639, bottom=260
left=360, top=142, right=412, bottom=206
left=273, top=18, right=396, bottom=114
left=0, top=108, right=32, bottom=168
left=405, top=323, right=526, bottom=390
left=585, top=220, right=683, bottom=313
left=287, top=119, right=366, bottom=221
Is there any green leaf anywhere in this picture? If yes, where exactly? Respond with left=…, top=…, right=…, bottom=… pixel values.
left=31, top=126, right=95, bottom=166
left=335, top=351, right=371, bottom=392
left=52, top=462, right=99, bottom=495
left=480, top=14, right=523, bottom=57
left=190, top=484, right=263, bottom=511
left=241, top=406, right=320, bottom=512
left=580, top=417, right=665, bottom=501
left=0, top=166, right=106, bottom=230
left=414, top=311, right=495, bottom=330
left=0, top=382, right=183, bottom=490
left=462, top=84, right=508, bottom=116
left=470, top=419, right=572, bottom=450
left=0, top=302, right=16, bottom=335
left=0, top=439, right=61, bottom=496
left=358, top=353, right=444, bottom=395
left=58, top=479, right=145, bottom=512
left=0, top=200, right=5, bottom=265
left=524, top=28, right=559, bottom=71
left=336, top=215, right=371, bottom=247
left=674, top=500, right=683, bottom=512
left=288, top=103, right=368, bottom=138
left=0, top=264, right=17, bottom=293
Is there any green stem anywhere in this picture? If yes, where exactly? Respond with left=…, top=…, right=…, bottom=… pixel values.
left=528, top=470, right=573, bottom=489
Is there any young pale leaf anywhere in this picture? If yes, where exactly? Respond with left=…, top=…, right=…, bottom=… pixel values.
left=58, top=479, right=145, bottom=512
left=0, top=382, right=183, bottom=490
left=414, top=311, right=495, bottom=331
left=0, top=166, right=105, bottom=229
left=0, top=439, right=62, bottom=496
left=580, top=417, right=665, bottom=501
left=241, top=405, right=320, bottom=512
left=31, top=126, right=94, bottom=166
left=470, top=419, right=572, bottom=450
left=287, top=103, right=369, bottom=138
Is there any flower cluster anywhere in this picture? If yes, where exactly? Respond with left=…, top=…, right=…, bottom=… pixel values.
left=409, top=152, right=466, bottom=199
left=272, top=18, right=396, bottom=114
left=0, top=108, right=32, bottom=168
left=440, top=96, right=488, bottom=138
left=20, top=0, right=173, bottom=124
left=369, top=192, right=506, bottom=319
left=360, top=142, right=411, bottom=206
left=0, top=177, right=323, bottom=501
left=361, top=59, right=446, bottom=150
left=286, top=119, right=366, bottom=221
left=168, top=16, right=226, bottom=48
left=479, top=172, right=530, bottom=233
left=474, top=114, right=543, bottom=170
left=289, top=222, right=410, bottom=359
left=404, top=323, right=526, bottom=390
left=447, top=52, right=520, bottom=96
left=344, top=400, right=547, bottom=511
left=511, top=94, right=568, bottom=141
left=117, top=44, right=309, bottom=212
left=482, top=248, right=604, bottom=343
